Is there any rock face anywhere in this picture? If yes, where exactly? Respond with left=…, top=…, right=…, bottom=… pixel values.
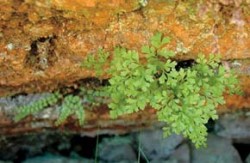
left=192, top=134, right=243, bottom=163
left=0, top=3, right=250, bottom=159
left=0, top=0, right=250, bottom=139
left=150, top=143, right=191, bottom=163
left=22, top=154, right=95, bottom=163
left=98, top=136, right=137, bottom=162
left=135, top=129, right=184, bottom=161
left=1, top=131, right=249, bottom=163
left=167, top=144, right=190, bottom=163
left=215, top=112, right=250, bottom=143
left=0, top=2, right=250, bottom=163
left=0, top=0, right=250, bottom=98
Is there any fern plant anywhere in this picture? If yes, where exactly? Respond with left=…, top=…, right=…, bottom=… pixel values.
left=14, top=32, right=240, bottom=148
left=14, top=87, right=107, bottom=126
left=55, top=95, right=84, bottom=126
left=14, top=92, right=62, bottom=122
left=14, top=87, right=106, bottom=126
left=82, top=32, right=240, bottom=148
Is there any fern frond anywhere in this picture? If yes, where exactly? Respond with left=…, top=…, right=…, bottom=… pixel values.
left=55, top=95, right=85, bottom=126
left=14, top=92, right=62, bottom=122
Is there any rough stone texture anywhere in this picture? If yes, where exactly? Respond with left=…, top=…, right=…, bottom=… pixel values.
left=151, top=143, right=190, bottom=163
left=0, top=133, right=72, bottom=161
left=192, top=134, right=243, bottom=163
left=215, top=112, right=250, bottom=143
left=0, top=91, right=159, bottom=136
left=23, top=154, right=95, bottom=163
left=168, top=144, right=190, bottom=163
left=246, top=154, right=250, bottom=163
left=0, top=0, right=250, bottom=138
left=99, top=161, right=137, bottom=163
left=0, top=0, right=250, bottom=98
left=0, top=128, right=249, bottom=163
left=136, top=129, right=184, bottom=161
left=151, top=159, right=178, bottom=163
left=98, top=136, right=137, bottom=162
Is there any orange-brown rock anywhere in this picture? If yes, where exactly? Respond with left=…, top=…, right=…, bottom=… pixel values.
left=0, top=0, right=250, bottom=135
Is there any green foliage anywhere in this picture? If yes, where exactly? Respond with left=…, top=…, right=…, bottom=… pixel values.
left=82, top=32, right=240, bottom=148
left=14, top=92, right=62, bottom=122
left=81, top=48, right=109, bottom=77
left=79, top=87, right=108, bottom=106
left=14, top=32, right=240, bottom=148
left=55, top=95, right=84, bottom=126
left=14, top=87, right=106, bottom=126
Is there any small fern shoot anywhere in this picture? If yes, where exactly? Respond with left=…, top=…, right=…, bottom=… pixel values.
left=55, top=95, right=84, bottom=126
left=14, top=92, right=62, bottom=122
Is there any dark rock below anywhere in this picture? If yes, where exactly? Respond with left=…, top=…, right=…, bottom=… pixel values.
left=192, top=134, right=243, bottom=163
left=135, top=129, right=184, bottom=161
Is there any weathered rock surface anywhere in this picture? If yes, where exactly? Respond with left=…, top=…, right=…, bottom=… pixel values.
left=0, top=0, right=250, bottom=141
left=0, top=0, right=250, bottom=98
left=215, top=112, right=250, bottom=143
left=1, top=131, right=248, bottom=163
left=135, top=129, right=184, bottom=161
left=167, top=144, right=190, bottom=163
left=151, top=143, right=191, bottom=163
left=23, top=154, right=95, bottom=163
left=192, top=134, right=243, bottom=163
left=98, top=136, right=137, bottom=162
